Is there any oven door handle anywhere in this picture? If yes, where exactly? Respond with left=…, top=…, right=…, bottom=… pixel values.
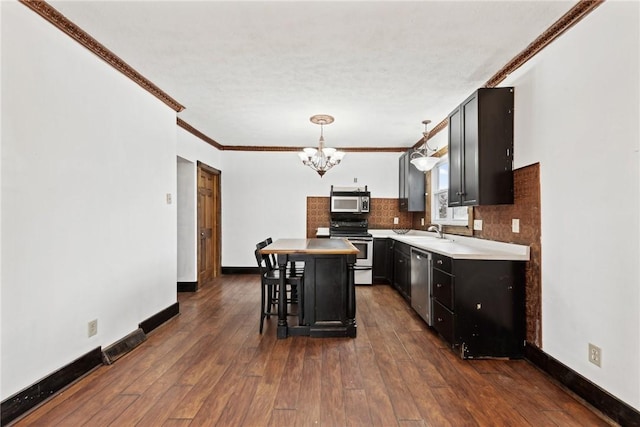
left=353, top=266, right=373, bottom=271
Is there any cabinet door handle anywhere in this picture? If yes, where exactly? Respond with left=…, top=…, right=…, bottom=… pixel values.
left=437, top=260, right=443, bottom=265
left=436, top=283, right=443, bottom=288
left=437, top=317, right=443, bottom=322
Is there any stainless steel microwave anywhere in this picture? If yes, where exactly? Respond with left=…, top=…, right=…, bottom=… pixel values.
left=330, top=195, right=370, bottom=214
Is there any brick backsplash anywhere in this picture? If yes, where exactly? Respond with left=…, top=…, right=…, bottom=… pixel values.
left=306, top=197, right=417, bottom=238
left=306, top=163, right=541, bottom=347
left=473, top=163, right=542, bottom=346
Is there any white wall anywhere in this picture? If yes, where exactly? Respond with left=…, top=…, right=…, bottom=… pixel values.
left=175, top=125, right=404, bottom=270
left=502, top=1, right=639, bottom=410
left=222, top=150, right=401, bottom=266
left=1, top=3, right=177, bottom=399
left=177, top=157, right=197, bottom=282
left=176, top=126, right=222, bottom=169
left=175, top=127, right=223, bottom=281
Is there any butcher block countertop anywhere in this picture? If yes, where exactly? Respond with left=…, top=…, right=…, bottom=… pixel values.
left=261, top=238, right=359, bottom=255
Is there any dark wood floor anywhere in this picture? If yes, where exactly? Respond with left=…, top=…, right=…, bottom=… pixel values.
left=14, top=275, right=614, bottom=426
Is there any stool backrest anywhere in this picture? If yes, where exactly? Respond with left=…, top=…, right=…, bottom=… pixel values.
left=256, top=239, right=276, bottom=270
left=254, top=248, right=271, bottom=276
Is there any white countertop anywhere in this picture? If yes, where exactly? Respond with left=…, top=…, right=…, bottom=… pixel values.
left=315, top=227, right=529, bottom=261
left=370, top=229, right=530, bottom=261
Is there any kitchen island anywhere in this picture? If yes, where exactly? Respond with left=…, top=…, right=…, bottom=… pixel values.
left=261, top=238, right=359, bottom=338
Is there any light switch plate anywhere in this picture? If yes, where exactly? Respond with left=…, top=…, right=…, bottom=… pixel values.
left=166, top=193, right=172, bottom=204
left=393, top=217, right=399, bottom=225
left=512, top=219, right=520, bottom=233
left=473, top=219, right=483, bottom=231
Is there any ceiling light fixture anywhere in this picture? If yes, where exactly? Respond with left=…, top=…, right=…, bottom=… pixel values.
left=410, top=119, right=441, bottom=172
left=298, top=114, right=345, bottom=177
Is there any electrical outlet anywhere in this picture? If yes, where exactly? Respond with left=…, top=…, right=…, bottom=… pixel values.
left=88, top=319, right=98, bottom=337
left=421, top=218, right=425, bottom=226
left=393, top=217, right=399, bottom=225
left=512, top=218, right=520, bottom=233
left=473, top=219, right=483, bottom=231
left=589, top=343, right=601, bottom=367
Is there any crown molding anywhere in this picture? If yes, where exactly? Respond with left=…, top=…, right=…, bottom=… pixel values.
left=223, top=145, right=407, bottom=153
left=414, top=0, right=603, bottom=149
left=177, top=119, right=408, bottom=152
left=177, top=118, right=223, bottom=150
left=19, top=0, right=185, bottom=113
left=21, top=0, right=602, bottom=152
left=485, top=0, right=603, bottom=88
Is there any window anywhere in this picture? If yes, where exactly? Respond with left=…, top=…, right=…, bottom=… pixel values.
left=431, top=159, right=469, bottom=226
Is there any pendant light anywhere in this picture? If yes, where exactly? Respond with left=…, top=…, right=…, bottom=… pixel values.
left=410, top=119, right=440, bottom=172
left=298, top=114, right=345, bottom=177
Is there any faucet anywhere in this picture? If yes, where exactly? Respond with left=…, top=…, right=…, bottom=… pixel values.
left=427, top=224, right=445, bottom=239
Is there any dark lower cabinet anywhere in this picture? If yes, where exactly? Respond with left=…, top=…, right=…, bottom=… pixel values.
left=373, top=238, right=393, bottom=283
left=392, top=241, right=411, bottom=301
left=431, top=252, right=526, bottom=359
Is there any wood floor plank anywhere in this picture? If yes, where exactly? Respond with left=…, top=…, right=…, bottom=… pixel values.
left=294, top=358, right=322, bottom=425
left=167, top=358, right=229, bottom=419
left=83, top=394, right=139, bottom=426
left=10, top=276, right=616, bottom=427
left=135, top=385, right=193, bottom=427
left=268, top=408, right=297, bottom=426
left=356, top=341, right=401, bottom=427
left=273, top=337, right=307, bottom=410
left=339, top=338, right=365, bottom=390
left=320, top=339, right=347, bottom=426
left=345, top=389, right=373, bottom=426
left=241, top=352, right=289, bottom=427
left=399, top=360, right=452, bottom=427
left=188, top=360, right=251, bottom=425
left=14, top=329, right=193, bottom=426
left=430, top=386, right=478, bottom=426
left=214, top=375, right=260, bottom=426
left=162, top=419, right=192, bottom=427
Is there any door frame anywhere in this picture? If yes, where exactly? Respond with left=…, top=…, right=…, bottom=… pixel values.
left=197, top=161, right=222, bottom=283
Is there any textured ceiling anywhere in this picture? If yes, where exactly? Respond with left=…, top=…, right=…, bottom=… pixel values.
left=50, top=1, right=576, bottom=150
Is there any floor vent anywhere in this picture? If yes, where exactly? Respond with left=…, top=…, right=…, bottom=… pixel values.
left=102, top=328, right=147, bottom=365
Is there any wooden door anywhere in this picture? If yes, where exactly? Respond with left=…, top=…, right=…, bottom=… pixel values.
left=197, top=164, right=221, bottom=284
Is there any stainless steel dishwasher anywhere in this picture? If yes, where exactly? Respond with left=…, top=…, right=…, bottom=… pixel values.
left=410, top=248, right=432, bottom=326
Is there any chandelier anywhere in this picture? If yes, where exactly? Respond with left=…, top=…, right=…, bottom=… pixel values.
left=298, top=114, right=345, bottom=177
left=410, top=119, right=441, bottom=172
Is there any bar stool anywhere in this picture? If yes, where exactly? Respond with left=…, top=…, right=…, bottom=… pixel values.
left=254, top=247, right=303, bottom=334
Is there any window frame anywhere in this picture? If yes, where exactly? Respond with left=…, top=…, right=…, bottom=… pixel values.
left=425, top=147, right=474, bottom=237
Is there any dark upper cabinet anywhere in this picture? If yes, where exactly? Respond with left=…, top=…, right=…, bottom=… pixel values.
left=399, top=149, right=425, bottom=212
left=448, top=87, right=514, bottom=207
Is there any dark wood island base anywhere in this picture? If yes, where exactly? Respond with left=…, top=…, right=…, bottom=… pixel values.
left=261, top=238, right=358, bottom=339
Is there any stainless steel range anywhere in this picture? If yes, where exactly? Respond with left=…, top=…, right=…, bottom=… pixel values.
left=330, top=218, right=373, bottom=285
left=328, top=185, right=374, bottom=285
